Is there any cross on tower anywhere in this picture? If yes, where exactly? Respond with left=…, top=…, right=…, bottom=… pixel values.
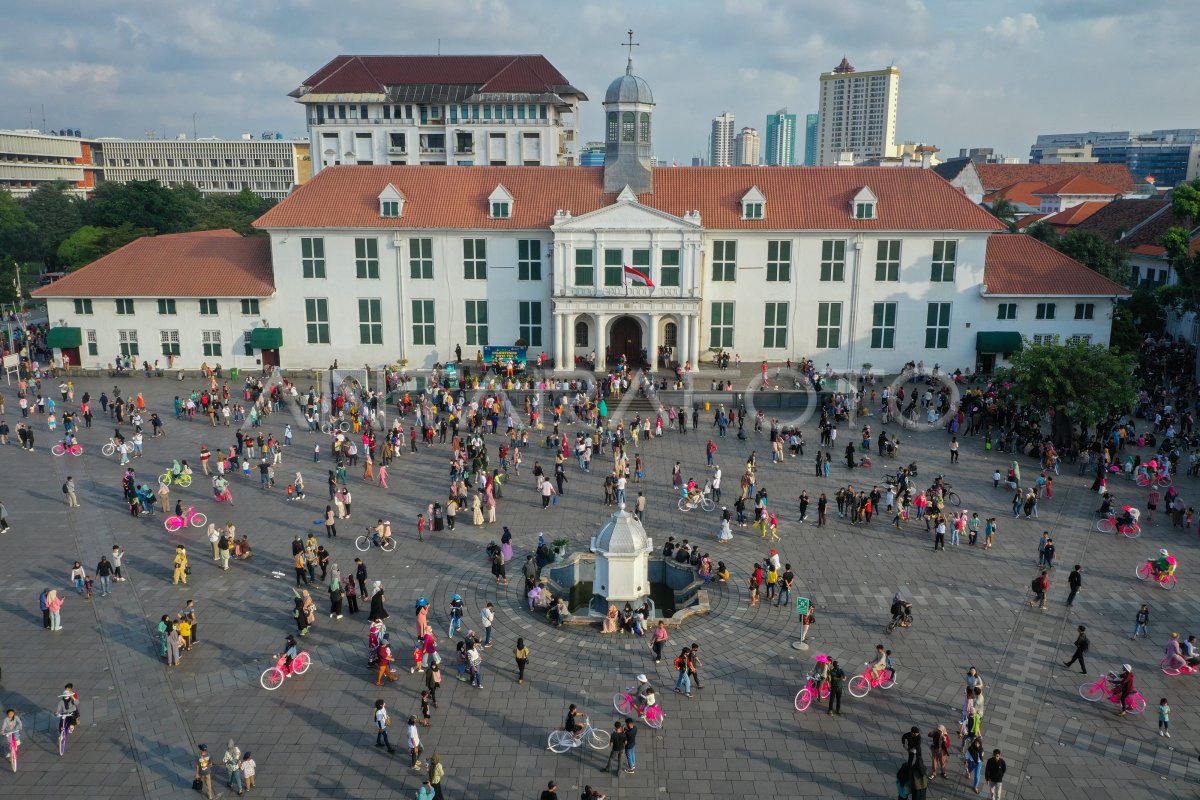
left=621, top=29, right=639, bottom=74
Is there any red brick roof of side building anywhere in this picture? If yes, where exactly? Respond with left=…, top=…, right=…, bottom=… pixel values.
left=295, top=55, right=576, bottom=95
left=31, top=230, right=274, bottom=298
left=974, top=163, right=1136, bottom=194
left=983, top=233, right=1132, bottom=297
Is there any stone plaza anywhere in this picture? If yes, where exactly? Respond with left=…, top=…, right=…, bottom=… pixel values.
left=0, top=368, right=1197, bottom=799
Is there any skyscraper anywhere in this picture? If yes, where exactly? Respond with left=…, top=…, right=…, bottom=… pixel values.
left=1030, top=130, right=1200, bottom=187
left=765, top=109, right=796, bottom=166
left=804, top=113, right=819, bottom=166
left=816, top=57, right=899, bottom=166
left=710, top=112, right=735, bottom=167
left=734, top=127, right=760, bottom=166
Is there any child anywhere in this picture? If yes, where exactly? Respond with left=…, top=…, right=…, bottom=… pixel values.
left=885, top=649, right=896, bottom=682
left=1158, top=698, right=1170, bottom=737
left=83, top=574, right=95, bottom=601
left=992, top=469, right=1001, bottom=488
left=313, top=444, right=321, bottom=462
left=420, top=689, right=432, bottom=727
left=242, top=459, right=251, bottom=477
left=176, top=614, right=192, bottom=651
left=417, top=513, right=426, bottom=542
left=240, top=752, right=256, bottom=790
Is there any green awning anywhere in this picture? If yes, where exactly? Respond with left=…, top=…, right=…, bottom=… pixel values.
left=250, top=328, right=283, bottom=349
left=976, top=331, right=1023, bottom=354
left=47, top=327, right=82, bottom=349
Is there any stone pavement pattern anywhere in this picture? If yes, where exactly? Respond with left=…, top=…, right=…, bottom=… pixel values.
left=0, top=370, right=1198, bottom=799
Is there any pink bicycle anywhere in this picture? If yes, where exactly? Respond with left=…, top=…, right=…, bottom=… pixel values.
left=51, top=441, right=83, bottom=457
left=613, top=690, right=664, bottom=729
left=793, top=676, right=831, bottom=711
left=1078, top=676, right=1146, bottom=713
left=260, top=651, right=311, bottom=690
left=1135, top=471, right=1171, bottom=487
left=163, top=506, right=207, bottom=532
left=1095, top=514, right=1140, bottom=537
left=848, top=664, right=895, bottom=698
left=1160, top=656, right=1199, bottom=676
left=1135, top=560, right=1177, bottom=590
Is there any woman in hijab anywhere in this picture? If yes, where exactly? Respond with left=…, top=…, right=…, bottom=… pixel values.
left=472, top=494, right=484, bottom=526
left=601, top=604, right=618, bottom=634
left=500, top=527, right=514, bottom=562
left=620, top=603, right=635, bottom=634
left=328, top=564, right=343, bottom=619
left=157, top=613, right=171, bottom=658
left=166, top=621, right=183, bottom=666
left=369, top=582, right=389, bottom=621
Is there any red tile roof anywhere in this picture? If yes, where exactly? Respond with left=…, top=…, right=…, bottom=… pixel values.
left=31, top=230, right=274, bottom=298
left=984, top=233, right=1131, bottom=297
left=1014, top=213, right=1047, bottom=229
left=1072, top=198, right=1172, bottom=243
left=297, top=55, right=574, bottom=95
left=1033, top=176, right=1121, bottom=196
left=985, top=181, right=1047, bottom=208
left=1042, top=201, right=1109, bottom=228
left=975, top=163, right=1136, bottom=194
left=254, top=165, right=1006, bottom=232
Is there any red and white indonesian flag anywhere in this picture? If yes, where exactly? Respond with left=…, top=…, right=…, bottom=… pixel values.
left=624, top=265, right=654, bottom=288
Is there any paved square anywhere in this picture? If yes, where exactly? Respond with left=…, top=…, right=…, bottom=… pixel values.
left=0, top=368, right=1197, bottom=799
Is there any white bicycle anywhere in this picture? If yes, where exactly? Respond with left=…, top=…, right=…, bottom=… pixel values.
left=547, top=717, right=610, bottom=754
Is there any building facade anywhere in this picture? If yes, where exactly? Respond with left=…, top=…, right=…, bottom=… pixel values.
left=764, top=110, right=796, bottom=166
left=94, top=137, right=310, bottom=200
left=36, top=62, right=1127, bottom=374
left=579, top=141, right=606, bottom=167
left=803, top=113, right=818, bottom=166
left=817, top=58, right=899, bottom=166
left=710, top=113, right=735, bottom=167
left=1031, top=130, right=1200, bottom=187
left=292, top=55, right=586, bottom=173
left=734, top=127, right=760, bottom=166
left=0, top=129, right=99, bottom=198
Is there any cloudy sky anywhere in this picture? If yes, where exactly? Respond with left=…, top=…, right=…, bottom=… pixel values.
left=4, top=0, right=1193, bottom=163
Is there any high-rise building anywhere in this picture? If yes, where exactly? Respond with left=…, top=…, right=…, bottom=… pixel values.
left=710, top=112, right=735, bottom=167
left=1030, top=130, right=1200, bottom=187
left=734, top=127, right=760, bottom=166
left=291, top=55, right=587, bottom=172
left=804, top=113, right=818, bottom=166
left=580, top=141, right=606, bottom=167
left=764, top=109, right=796, bottom=166
left=0, top=129, right=99, bottom=198
left=816, top=57, right=899, bottom=166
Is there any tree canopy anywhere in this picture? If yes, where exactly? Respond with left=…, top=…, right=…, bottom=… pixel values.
left=1000, top=340, right=1137, bottom=428
left=57, top=223, right=156, bottom=269
left=1158, top=179, right=1200, bottom=310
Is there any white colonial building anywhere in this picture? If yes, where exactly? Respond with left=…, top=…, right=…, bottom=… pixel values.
left=34, top=60, right=1129, bottom=373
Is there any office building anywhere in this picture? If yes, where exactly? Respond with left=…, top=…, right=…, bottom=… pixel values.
left=817, top=57, right=899, bottom=166
left=710, top=112, right=735, bottom=167
left=579, top=141, right=606, bottom=167
left=765, top=110, right=796, bottom=166
left=292, top=55, right=587, bottom=172
left=804, top=113, right=818, bottom=166
left=38, top=56, right=1126, bottom=375
left=1030, top=130, right=1200, bottom=187
left=734, top=127, right=760, bottom=166
left=0, top=129, right=99, bottom=198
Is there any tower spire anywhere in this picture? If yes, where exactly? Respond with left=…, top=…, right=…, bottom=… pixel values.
left=621, top=29, right=640, bottom=75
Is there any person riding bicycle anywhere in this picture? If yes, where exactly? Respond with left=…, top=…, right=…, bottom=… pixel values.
left=629, top=673, right=657, bottom=716
left=890, top=596, right=912, bottom=628
left=278, top=635, right=299, bottom=673
left=867, top=644, right=888, bottom=682
left=1, top=708, right=23, bottom=750
left=563, top=703, right=586, bottom=741
left=809, top=653, right=832, bottom=688
left=1107, top=664, right=1136, bottom=715
left=1117, top=506, right=1140, bottom=530
left=56, top=686, right=79, bottom=732
left=1151, top=549, right=1177, bottom=578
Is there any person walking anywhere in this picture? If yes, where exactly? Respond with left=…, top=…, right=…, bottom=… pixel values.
left=1066, top=565, right=1082, bottom=606
left=428, top=753, right=445, bottom=799
left=984, top=749, right=1006, bottom=799
left=965, top=735, right=985, bottom=794
left=406, top=716, right=423, bottom=770
left=46, top=589, right=64, bottom=631
left=603, top=720, right=626, bottom=772
left=222, top=739, right=244, bottom=796
left=514, top=637, right=530, bottom=684
left=1062, top=625, right=1089, bottom=673
left=623, top=717, right=638, bottom=773
left=1028, top=570, right=1049, bottom=610
left=194, top=744, right=216, bottom=800
left=173, top=546, right=189, bottom=585
left=1131, top=604, right=1150, bottom=639
left=95, top=555, right=114, bottom=596
left=64, top=476, right=79, bottom=508
left=827, top=659, right=846, bottom=715
left=374, top=699, right=395, bottom=753
left=673, top=647, right=693, bottom=698
left=650, top=621, right=668, bottom=663
left=481, top=602, right=495, bottom=647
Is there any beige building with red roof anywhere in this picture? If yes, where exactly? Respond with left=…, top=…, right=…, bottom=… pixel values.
left=32, top=61, right=1130, bottom=373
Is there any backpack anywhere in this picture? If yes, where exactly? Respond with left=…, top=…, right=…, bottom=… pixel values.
left=1031, top=577, right=1042, bottom=593
left=62, top=483, right=68, bottom=494
left=673, top=655, right=685, bottom=670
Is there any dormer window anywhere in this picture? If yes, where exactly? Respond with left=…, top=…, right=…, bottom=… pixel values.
left=852, top=186, right=878, bottom=220
left=741, top=186, right=766, bottom=220
left=488, top=184, right=514, bottom=219
left=378, top=183, right=405, bottom=219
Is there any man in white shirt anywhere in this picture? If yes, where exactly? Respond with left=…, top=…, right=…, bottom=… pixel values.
left=616, top=475, right=628, bottom=507
left=481, top=602, right=495, bottom=648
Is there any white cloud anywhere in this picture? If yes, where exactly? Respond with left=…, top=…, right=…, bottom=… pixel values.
left=6, top=62, right=118, bottom=89
left=985, top=13, right=1043, bottom=46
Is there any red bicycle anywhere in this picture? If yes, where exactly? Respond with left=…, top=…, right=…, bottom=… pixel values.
left=848, top=664, right=895, bottom=698
left=1135, top=560, right=1177, bottom=590
left=1078, top=675, right=1146, bottom=713
left=260, top=651, right=311, bottom=690
left=613, top=690, right=665, bottom=729
left=793, top=675, right=832, bottom=711
left=1160, top=656, right=1199, bottom=676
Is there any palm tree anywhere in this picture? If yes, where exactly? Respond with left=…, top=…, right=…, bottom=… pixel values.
left=987, top=197, right=1019, bottom=232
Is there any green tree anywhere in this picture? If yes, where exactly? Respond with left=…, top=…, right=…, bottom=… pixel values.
left=1023, top=220, right=1057, bottom=244
left=987, top=197, right=1019, bottom=231
left=193, top=188, right=277, bottom=235
left=1053, top=229, right=1131, bottom=285
left=83, top=180, right=190, bottom=234
left=19, top=182, right=82, bottom=268
left=0, top=191, right=35, bottom=262
left=1001, top=340, right=1136, bottom=430
left=1159, top=179, right=1200, bottom=309
left=56, top=223, right=155, bottom=269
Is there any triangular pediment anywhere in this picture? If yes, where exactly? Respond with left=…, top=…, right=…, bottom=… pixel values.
left=551, top=196, right=699, bottom=231
left=616, top=185, right=639, bottom=204
left=488, top=184, right=514, bottom=203
left=741, top=185, right=766, bottom=204
left=378, top=183, right=405, bottom=201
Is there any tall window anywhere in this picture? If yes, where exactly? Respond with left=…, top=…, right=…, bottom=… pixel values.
left=607, top=112, right=618, bottom=142
left=115, top=299, right=134, bottom=315
left=358, top=299, right=382, bottom=345
left=997, top=303, right=1017, bottom=320
left=355, top=238, right=380, bottom=279
left=931, top=240, right=957, bottom=282
left=301, top=237, right=326, bottom=279
left=767, top=241, right=791, bottom=282
left=157, top=299, right=176, bottom=315
left=574, top=321, right=589, bottom=348
left=663, top=322, right=677, bottom=347
left=465, top=300, right=488, bottom=346
left=86, top=329, right=97, bottom=356
left=118, top=330, right=138, bottom=357
left=1036, top=302, right=1056, bottom=320
left=925, top=302, right=951, bottom=348
left=816, top=302, right=842, bottom=348
left=240, top=299, right=259, bottom=316
left=621, top=111, right=635, bottom=142
left=463, top=239, right=487, bottom=279
left=202, top=330, right=222, bottom=357
left=1074, top=303, right=1094, bottom=320
left=820, top=240, right=846, bottom=282
left=304, top=299, right=329, bottom=344
left=763, top=302, right=788, bottom=349
left=712, top=241, right=736, bottom=281
left=870, top=302, right=896, bottom=349
left=631, top=249, right=650, bottom=285
left=574, top=249, right=594, bottom=286
left=412, top=300, right=435, bottom=345
left=519, top=301, right=542, bottom=346
left=74, top=299, right=93, bottom=315
left=604, top=249, right=623, bottom=286
left=160, top=330, right=180, bottom=356
left=660, top=249, right=680, bottom=287
left=875, top=240, right=900, bottom=281
left=199, top=299, right=218, bottom=316
left=518, top=240, right=542, bottom=281
left=410, top=238, right=433, bottom=279
left=709, top=302, right=734, bottom=348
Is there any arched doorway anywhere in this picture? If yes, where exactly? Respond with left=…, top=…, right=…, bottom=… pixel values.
left=609, top=316, right=643, bottom=368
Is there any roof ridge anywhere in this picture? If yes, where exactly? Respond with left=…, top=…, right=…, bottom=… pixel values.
left=1119, top=202, right=1174, bottom=241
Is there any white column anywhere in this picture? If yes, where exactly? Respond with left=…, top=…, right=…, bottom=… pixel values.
left=688, top=313, right=701, bottom=370
left=647, top=314, right=660, bottom=371
left=596, top=314, right=610, bottom=371
left=680, top=316, right=692, bottom=368
left=554, top=313, right=566, bottom=370
left=563, top=313, right=574, bottom=370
